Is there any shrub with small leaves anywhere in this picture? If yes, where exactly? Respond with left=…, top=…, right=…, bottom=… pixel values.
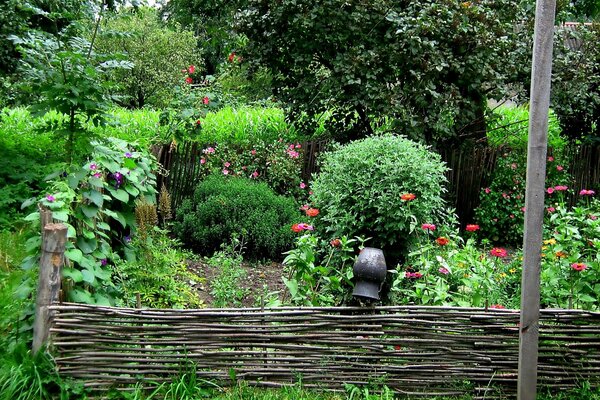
left=174, top=174, right=300, bottom=259
left=311, top=134, right=449, bottom=260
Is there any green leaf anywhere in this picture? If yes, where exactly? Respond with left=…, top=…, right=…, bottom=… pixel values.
left=24, top=212, right=40, bottom=221
left=77, top=237, right=97, bottom=254
left=123, top=158, right=137, bottom=170
left=69, top=288, right=94, bottom=304
left=112, top=189, right=129, bottom=203
left=63, top=268, right=83, bottom=283
left=52, top=211, right=69, bottom=222
left=97, top=221, right=111, bottom=230
left=103, top=209, right=126, bottom=228
left=65, top=248, right=83, bottom=263
left=124, top=185, right=139, bottom=197
left=81, top=204, right=99, bottom=218
left=84, top=190, right=104, bottom=207
left=81, top=269, right=96, bottom=285
left=93, top=293, right=112, bottom=306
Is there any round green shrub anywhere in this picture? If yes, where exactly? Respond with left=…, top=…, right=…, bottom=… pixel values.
left=311, top=134, right=449, bottom=258
left=174, top=174, right=299, bottom=259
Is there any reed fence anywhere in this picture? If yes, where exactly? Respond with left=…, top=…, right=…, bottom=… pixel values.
left=49, top=303, right=600, bottom=399
left=156, top=141, right=599, bottom=223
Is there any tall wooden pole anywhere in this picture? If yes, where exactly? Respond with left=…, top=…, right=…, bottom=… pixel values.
left=33, top=223, right=67, bottom=354
left=518, top=0, right=556, bottom=398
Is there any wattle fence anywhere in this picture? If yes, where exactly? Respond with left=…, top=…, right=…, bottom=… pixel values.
left=49, top=303, right=600, bottom=399
left=154, top=142, right=600, bottom=224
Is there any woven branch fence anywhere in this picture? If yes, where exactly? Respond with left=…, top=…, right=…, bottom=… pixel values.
left=49, top=303, right=600, bottom=399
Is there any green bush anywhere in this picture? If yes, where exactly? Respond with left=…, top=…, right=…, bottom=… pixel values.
left=174, top=174, right=299, bottom=259
left=487, top=105, right=565, bottom=149
left=310, top=134, right=449, bottom=259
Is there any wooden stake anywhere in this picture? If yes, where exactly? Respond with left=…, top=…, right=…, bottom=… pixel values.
left=518, top=0, right=556, bottom=399
left=33, top=223, right=68, bottom=354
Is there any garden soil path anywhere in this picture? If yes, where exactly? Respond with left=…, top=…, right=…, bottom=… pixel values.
left=187, top=259, right=287, bottom=307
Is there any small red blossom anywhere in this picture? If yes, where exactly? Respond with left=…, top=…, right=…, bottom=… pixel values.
left=228, top=52, right=236, bottom=62
left=188, top=65, right=195, bottom=74
left=291, top=223, right=303, bottom=233
left=405, top=271, right=423, bottom=279
left=400, top=193, right=416, bottom=201
left=547, top=156, right=554, bottom=162
left=185, top=77, right=193, bottom=84
left=330, top=238, right=341, bottom=248
left=202, top=96, right=209, bottom=105
left=489, top=304, right=506, bottom=309
left=571, top=262, right=587, bottom=272
left=557, top=165, right=564, bottom=171
left=196, top=120, right=202, bottom=125
left=465, top=224, right=480, bottom=232
left=305, top=208, right=319, bottom=217
left=490, top=247, right=508, bottom=258
left=435, top=237, right=449, bottom=246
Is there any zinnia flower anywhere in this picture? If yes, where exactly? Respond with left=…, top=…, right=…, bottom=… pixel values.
left=300, top=182, right=306, bottom=189
left=297, top=223, right=314, bottom=231
left=400, top=193, right=416, bottom=201
left=305, top=208, right=319, bottom=217
left=557, top=165, right=564, bottom=171
left=185, top=77, right=193, bottom=84
left=547, top=156, right=554, bottom=162
left=465, top=224, right=479, bottom=232
left=489, top=304, right=506, bottom=309
left=421, top=223, right=436, bottom=231
left=203, top=96, right=209, bottom=105
left=251, top=171, right=259, bottom=179
left=435, top=237, right=449, bottom=246
left=222, top=169, right=229, bottom=175
left=580, top=189, right=595, bottom=196
left=490, top=247, right=508, bottom=258
left=251, top=149, right=257, bottom=155
left=203, top=147, right=215, bottom=154
left=228, top=52, right=236, bottom=62
left=554, top=185, right=568, bottom=191
left=571, top=262, right=587, bottom=272
left=555, top=251, right=567, bottom=258
left=438, top=267, right=449, bottom=275
left=200, top=158, right=206, bottom=164
left=188, top=65, right=195, bottom=74
left=291, top=224, right=303, bottom=233
left=224, top=162, right=231, bottom=167
left=546, top=187, right=555, bottom=194
left=330, top=238, right=341, bottom=248
left=405, top=271, right=423, bottom=279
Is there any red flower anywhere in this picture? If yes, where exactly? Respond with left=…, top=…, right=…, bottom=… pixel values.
left=435, top=237, right=449, bottom=246
left=291, top=223, right=303, bottom=233
left=330, top=238, right=341, bottom=248
left=489, top=304, right=506, bottom=309
left=196, top=120, right=202, bottom=125
left=185, top=77, right=193, bottom=84
left=400, top=193, right=416, bottom=201
left=571, top=263, right=587, bottom=272
left=490, top=247, right=508, bottom=258
left=305, top=208, right=319, bottom=217
left=188, top=65, right=195, bottom=74
left=202, top=96, right=209, bottom=105
left=465, top=224, right=479, bottom=232
left=228, top=52, right=236, bottom=62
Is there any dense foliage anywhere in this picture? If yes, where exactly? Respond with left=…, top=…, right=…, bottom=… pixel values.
left=174, top=174, right=300, bottom=259
left=311, top=134, right=449, bottom=260
left=237, top=0, right=523, bottom=144
left=94, top=7, right=201, bottom=108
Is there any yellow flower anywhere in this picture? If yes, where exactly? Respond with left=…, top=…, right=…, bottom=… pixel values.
left=509, top=268, right=517, bottom=274
left=499, top=273, right=507, bottom=279
left=543, top=238, right=557, bottom=245
left=542, top=246, right=548, bottom=251
left=555, top=251, right=567, bottom=258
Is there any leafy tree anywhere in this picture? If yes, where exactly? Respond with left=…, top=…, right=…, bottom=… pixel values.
left=94, top=7, right=201, bottom=108
left=161, top=0, right=248, bottom=75
left=237, top=0, right=524, bottom=145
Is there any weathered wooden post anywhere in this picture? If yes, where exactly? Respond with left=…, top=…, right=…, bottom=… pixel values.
left=518, top=0, right=556, bottom=398
left=32, top=222, right=68, bottom=354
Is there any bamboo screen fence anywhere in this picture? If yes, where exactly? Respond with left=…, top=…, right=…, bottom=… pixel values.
left=50, top=303, right=600, bottom=399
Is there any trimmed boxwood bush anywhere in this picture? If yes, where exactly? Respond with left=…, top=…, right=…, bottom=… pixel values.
left=311, top=134, right=449, bottom=259
left=174, top=174, right=299, bottom=259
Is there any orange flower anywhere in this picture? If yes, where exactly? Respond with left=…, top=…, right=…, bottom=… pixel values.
left=400, top=193, right=416, bottom=201
left=330, top=238, right=341, bottom=248
left=435, top=237, right=449, bottom=246
left=555, top=251, right=567, bottom=258
left=291, top=223, right=303, bottom=233
left=305, top=208, right=319, bottom=217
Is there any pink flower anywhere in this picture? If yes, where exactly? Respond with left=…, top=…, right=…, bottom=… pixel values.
left=571, top=262, right=587, bottom=272
left=423, top=223, right=436, bottom=231
left=251, top=171, right=259, bottom=178
left=580, top=189, right=595, bottom=196
left=203, top=147, right=215, bottom=154
left=46, top=194, right=55, bottom=202
left=421, top=223, right=436, bottom=231
left=509, top=214, right=515, bottom=219
left=484, top=188, right=491, bottom=194
left=222, top=169, right=229, bottom=175
left=295, top=143, right=301, bottom=149
left=438, top=267, right=449, bottom=275
left=202, top=96, right=209, bottom=105
left=300, top=204, right=309, bottom=211
left=93, top=172, right=102, bottom=178
left=297, top=223, right=314, bottom=231
left=300, top=182, right=306, bottom=189
left=546, top=187, right=555, bottom=194
left=521, top=207, right=526, bottom=212
left=490, top=304, right=506, bottom=309
left=287, top=150, right=299, bottom=158
left=291, top=224, right=303, bottom=233
left=590, top=215, right=598, bottom=221
left=251, top=149, right=257, bottom=155
left=224, top=161, right=231, bottom=167
left=90, top=163, right=98, bottom=170
left=556, top=165, right=564, bottom=171
left=200, top=158, right=206, bottom=164
left=511, top=163, right=517, bottom=170
left=185, top=77, right=193, bottom=84
left=502, top=192, right=509, bottom=199
left=554, top=185, right=568, bottom=191
left=547, top=156, right=554, bottom=162
left=405, top=271, right=423, bottom=279
left=188, top=65, right=195, bottom=74
left=196, top=120, right=202, bottom=125
left=466, top=224, right=479, bottom=232
left=490, top=247, right=508, bottom=258
left=547, top=207, right=555, bottom=213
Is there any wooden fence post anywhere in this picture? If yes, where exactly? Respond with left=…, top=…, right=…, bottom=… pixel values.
left=32, top=222, right=68, bottom=354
